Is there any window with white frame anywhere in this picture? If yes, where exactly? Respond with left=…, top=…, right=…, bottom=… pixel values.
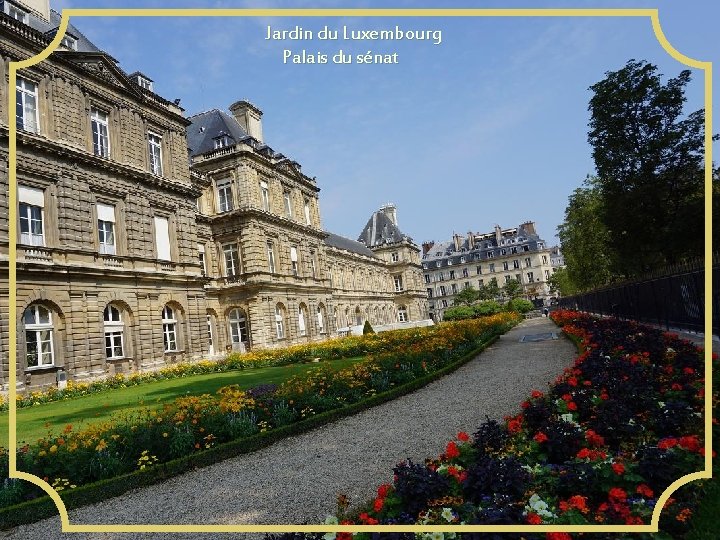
left=503, top=261, right=509, bottom=271
left=424, top=274, right=430, bottom=284
left=317, top=304, right=326, bottom=333
left=527, top=272, right=535, bottom=283
left=290, top=246, right=299, bottom=276
left=394, top=275, right=403, bottom=292
left=451, top=283, right=458, bottom=294
left=298, top=304, right=308, bottom=336
left=228, top=308, right=248, bottom=348
left=283, top=190, right=293, bottom=218
left=103, top=304, right=125, bottom=359
left=489, top=263, right=495, bottom=273
left=61, top=34, right=77, bottom=50
left=97, top=203, right=116, bottom=255
left=274, top=304, right=285, bottom=339
left=504, top=275, right=512, bottom=284
left=5, top=2, right=28, bottom=22
left=153, top=216, right=171, bottom=261
left=148, top=132, right=163, bottom=175
left=449, top=270, right=455, bottom=279
left=260, top=181, right=270, bottom=211
left=462, top=268, right=469, bottom=278
left=216, top=178, right=234, bottom=213
left=223, top=243, right=240, bottom=277
left=478, top=279, right=484, bottom=287
left=441, top=300, right=448, bottom=308
left=391, top=252, right=399, bottom=262
left=162, top=305, right=178, bottom=352
left=439, top=285, right=446, bottom=296
left=136, top=74, right=153, bottom=91
left=545, top=269, right=550, bottom=280
left=309, top=250, right=316, bottom=278
left=525, top=257, right=532, bottom=267
left=427, top=288, right=433, bottom=298
left=513, top=259, right=520, bottom=269
left=206, top=314, right=215, bottom=355
left=398, top=306, right=408, bottom=322
left=267, top=241, right=276, bottom=273
left=91, top=108, right=110, bottom=158
left=213, top=135, right=231, bottom=149
left=304, top=199, right=311, bottom=225
left=16, top=77, right=38, bottom=133
left=198, top=244, right=206, bottom=275
left=24, top=304, right=54, bottom=368
left=542, top=255, right=548, bottom=264
left=18, top=185, right=44, bottom=246
left=476, top=265, right=482, bottom=275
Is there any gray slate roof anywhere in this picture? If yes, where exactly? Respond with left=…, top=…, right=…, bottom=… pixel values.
left=187, top=109, right=253, bottom=157
left=24, top=9, right=101, bottom=53
left=358, top=210, right=410, bottom=248
left=324, top=232, right=377, bottom=258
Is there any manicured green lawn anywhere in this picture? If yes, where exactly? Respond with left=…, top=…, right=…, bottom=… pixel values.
left=0, top=357, right=364, bottom=447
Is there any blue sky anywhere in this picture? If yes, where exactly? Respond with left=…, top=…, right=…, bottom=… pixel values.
left=48, top=0, right=718, bottom=246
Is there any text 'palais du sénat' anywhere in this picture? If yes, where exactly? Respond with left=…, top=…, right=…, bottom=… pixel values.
left=265, top=24, right=443, bottom=64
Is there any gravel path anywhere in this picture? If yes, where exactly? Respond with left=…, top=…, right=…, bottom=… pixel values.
left=4, top=317, right=576, bottom=540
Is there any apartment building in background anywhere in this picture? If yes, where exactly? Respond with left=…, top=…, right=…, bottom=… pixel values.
left=1, top=0, right=428, bottom=391
left=421, top=222, right=562, bottom=321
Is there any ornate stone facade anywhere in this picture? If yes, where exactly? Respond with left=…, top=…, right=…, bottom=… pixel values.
left=0, top=2, right=429, bottom=391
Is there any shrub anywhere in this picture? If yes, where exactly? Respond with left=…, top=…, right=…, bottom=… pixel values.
left=362, top=320, right=375, bottom=335
left=505, top=298, right=534, bottom=314
left=473, top=301, right=503, bottom=317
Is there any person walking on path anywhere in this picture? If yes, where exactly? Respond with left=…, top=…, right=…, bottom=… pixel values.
left=5, top=317, right=576, bottom=540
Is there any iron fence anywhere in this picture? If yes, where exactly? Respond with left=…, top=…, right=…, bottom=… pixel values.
left=557, top=255, right=718, bottom=336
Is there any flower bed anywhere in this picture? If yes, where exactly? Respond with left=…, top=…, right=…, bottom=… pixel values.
left=2, top=324, right=484, bottom=411
left=0, top=313, right=519, bottom=517
left=321, top=310, right=715, bottom=539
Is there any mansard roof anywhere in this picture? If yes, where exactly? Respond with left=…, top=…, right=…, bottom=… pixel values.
left=358, top=209, right=411, bottom=248
left=25, top=9, right=101, bottom=53
left=324, top=232, right=377, bottom=258
left=186, top=109, right=252, bottom=157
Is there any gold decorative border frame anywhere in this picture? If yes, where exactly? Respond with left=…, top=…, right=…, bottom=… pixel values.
left=6, top=7, right=713, bottom=534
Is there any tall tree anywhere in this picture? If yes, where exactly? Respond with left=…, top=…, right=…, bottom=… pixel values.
left=588, top=60, right=705, bottom=275
left=557, top=180, right=616, bottom=291
left=453, top=285, right=479, bottom=306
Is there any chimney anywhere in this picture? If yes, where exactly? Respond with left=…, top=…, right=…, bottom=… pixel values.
left=229, top=100, right=263, bottom=143
left=422, top=241, right=435, bottom=256
left=521, top=221, right=537, bottom=236
left=494, top=224, right=502, bottom=245
left=467, top=231, right=474, bottom=248
left=380, top=203, right=398, bottom=226
left=16, top=0, right=49, bottom=21
left=453, top=233, right=462, bottom=252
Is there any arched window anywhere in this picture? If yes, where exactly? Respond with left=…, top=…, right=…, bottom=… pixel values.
left=24, top=304, right=54, bottom=367
left=103, top=304, right=125, bottom=359
left=206, top=313, right=216, bottom=355
left=398, top=305, right=408, bottom=323
left=162, top=305, right=178, bottom=352
left=298, top=303, right=308, bottom=337
left=275, top=303, right=286, bottom=339
left=355, top=307, right=362, bottom=326
left=228, top=308, right=248, bottom=350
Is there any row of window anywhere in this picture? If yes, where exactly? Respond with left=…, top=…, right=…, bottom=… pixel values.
left=212, top=177, right=313, bottom=225
left=423, top=256, right=551, bottom=284
left=16, top=77, right=165, bottom=176
left=422, top=244, right=534, bottom=266
left=427, top=269, right=551, bottom=299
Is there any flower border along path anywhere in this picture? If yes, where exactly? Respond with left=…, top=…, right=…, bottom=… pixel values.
left=327, top=310, right=713, bottom=540
left=1, top=313, right=520, bottom=530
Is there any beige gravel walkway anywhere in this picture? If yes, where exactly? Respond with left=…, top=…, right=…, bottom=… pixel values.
left=3, top=317, right=576, bottom=540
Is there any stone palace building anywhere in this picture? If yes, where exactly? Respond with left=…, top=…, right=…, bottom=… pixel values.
left=0, top=0, right=427, bottom=391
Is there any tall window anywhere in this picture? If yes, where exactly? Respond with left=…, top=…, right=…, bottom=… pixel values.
left=18, top=185, right=44, bottom=246
left=267, top=241, right=276, bottom=273
left=317, top=304, right=326, bottom=334
left=304, top=199, right=311, bottom=225
left=148, top=132, right=163, bottom=176
left=153, top=216, right=171, bottom=261
left=16, top=77, right=38, bottom=133
left=91, top=109, right=110, bottom=158
left=394, top=275, right=404, bottom=292
left=513, top=260, right=520, bottom=269
left=489, top=263, right=495, bottom=273
left=424, top=274, right=430, bottom=284
left=398, top=306, right=408, bottom=322
left=283, top=190, right=292, bottom=218
left=216, top=178, right=234, bottom=212
left=198, top=244, right=206, bottom=275
left=290, top=246, right=299, bottom=276
left=223, top=243, right=240, bottom=277
left=162, top=306, right=178, bottom=352
left=260, top=181, right=270, bottom=211
left=527, top=272, right=535, bottom=283
left=97, top=203, right=116, bottom=255
left=524, top=257, right=532, bottom=267
left=103, top=304, right=124, bottom=359
left=24, top=305, right=54, bottom=367
left=206, top=314, right=215, bottom=355
left=503, top=261, right=509, bottom=271
left=309, top=250, right=316, bottom=278
left=298, top=304, right=308, bottom=337
left=228, top=308, right=248, bottom=349
left=391, top=252, right=399, bottom=262
left=274, top=304, right=285, bottom=339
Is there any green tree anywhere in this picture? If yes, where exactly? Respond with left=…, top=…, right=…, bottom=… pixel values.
left=588, top=59, right=705, bottom=275
left=557, top=181, right=615, bottom=291
left=502, top=278, right=522, bottom=299
left=478, top=278, right=500, bottom=301
left=546, top=267, right=577, bottom=297
left=362, top=320, right=375, bottom=335
left=453, top=285, right=479, bottom=306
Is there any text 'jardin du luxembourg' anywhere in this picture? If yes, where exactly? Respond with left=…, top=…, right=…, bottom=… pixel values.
left=265, top=24, right=443, bottom=64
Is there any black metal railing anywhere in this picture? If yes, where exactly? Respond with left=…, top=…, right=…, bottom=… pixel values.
left=558, top=255, right=718, bottom=335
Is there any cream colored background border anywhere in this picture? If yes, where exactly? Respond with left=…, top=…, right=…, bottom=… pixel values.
left=6, top=7, right=713, bottom=534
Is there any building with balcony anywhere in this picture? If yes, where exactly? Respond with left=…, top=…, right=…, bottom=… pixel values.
left=421, top=222, right=563, bottom=321
left=1, top=0, right=428, bottom=391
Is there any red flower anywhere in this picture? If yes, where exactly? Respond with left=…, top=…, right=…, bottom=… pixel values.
left=526, top=512, right=543, bottom=524
left=625, top=515, right=644, bottom=525
left=612, top=462, right=625, bottom=476
left=568, top=377, right=578, bottom=387
left=377, top=484, right=392, bottom=499
left=658, top=438, right=678, bottom=450
left=636, top=484, right=654, bottom=498
left=546, top=533, right=573, bottom=540
left=521, top=401, right=531, bottom=409
left=534, top=431, right=549, bottom=444
left=373, top=497, right=384, bottom=512
left=359, top=513, right=379, bottom=525
left=507, top=418, right=523, bottom=433
left=568, top=495, right=589, bottom=513
left=457, top=431, right=470, bottom=442
left=585, top=430, right=605, bottom=447
left=531, top=390, right=544, bottom=399
left=561, top=393, right=573, bottom=402
left=445, top=441, right=460, bottom=459
left=609, top=487, right=627, bottom=503
left=583, top=380, right=592, bottom=386
left=678, top=435, right=701, bottom=452
left=683, top=367, right=695, bottom=374
left=567, top=402, right=578, bottom=411
left=576, top=448, right=591, bottom=459
left=671, top=383, right=683, bottom=391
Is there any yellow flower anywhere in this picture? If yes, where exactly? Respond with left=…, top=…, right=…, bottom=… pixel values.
left=95, top=439, right=107, bottom=452
left=49, top=445, right=58, bottom=454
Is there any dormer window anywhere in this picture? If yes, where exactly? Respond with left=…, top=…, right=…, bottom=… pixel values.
left=61, top=34, right=77, bottom=50
left=131, top=72, right=154, bottom=92
left=213, top=135, right=231, bottom=149
left=5, top=1, right=28, bottom=23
